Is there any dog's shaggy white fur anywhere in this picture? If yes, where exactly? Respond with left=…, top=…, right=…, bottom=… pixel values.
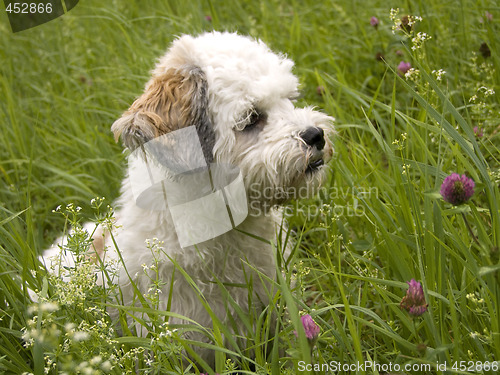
left=43, top=31, right=334, bottom=366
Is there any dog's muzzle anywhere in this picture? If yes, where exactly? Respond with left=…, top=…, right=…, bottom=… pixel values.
left=299, top=126, right=325, bottom=150
left=298, top=127, right=326, bottom=173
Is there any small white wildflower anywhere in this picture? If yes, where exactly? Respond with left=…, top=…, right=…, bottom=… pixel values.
left=27, top=305, right=38, bottom=315
left=101, top=361, right=112, bottom=371
left=390, top=8, right=399, bottom=21
left=21, top=327, right=35, bottom=347
left=404, top=68, right=420, bottom=81
left=73, top=331, right=90, bottom=342
left=392, top=133, right=408, bottom=150
left=64, top=322, right=76, bottom=332
left=477, top=86, right=496, bottom=96
left=90, top=356, right=102, bottom=366
left=40, top=301, right=59, bottom=313
left=432, top=69, right=446, bottom=81
left=411, top=32, right=432, bottom=50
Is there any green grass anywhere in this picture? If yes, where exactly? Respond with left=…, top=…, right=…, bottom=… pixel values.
left=1, top=0, right=499, bottom=374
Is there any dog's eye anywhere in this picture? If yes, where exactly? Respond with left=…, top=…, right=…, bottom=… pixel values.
left=235, top=108, right=265, bottom=131
left=245, top=110, right=261, bottom=129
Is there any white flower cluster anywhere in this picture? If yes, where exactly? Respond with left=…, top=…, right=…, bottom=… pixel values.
left=404, top=68, right=420, bottom=82
left=477, top=86, right=495, bottom=97
left=21, top=300, right=116, bottom=373
left=432, top=69, right=446, bottom=82
left=390, top=8, right=423, bottom=34
left=411, top=32, right=432, bottom=50
left=392, top=133, right=408, bottom=151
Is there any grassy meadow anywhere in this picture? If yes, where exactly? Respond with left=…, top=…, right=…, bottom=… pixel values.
left=1, top=0, right=499, bottom=373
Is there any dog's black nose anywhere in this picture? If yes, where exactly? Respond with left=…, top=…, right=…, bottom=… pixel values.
left=299, top=127, right=325, bottom=150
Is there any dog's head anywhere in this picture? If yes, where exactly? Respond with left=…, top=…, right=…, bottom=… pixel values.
left=112, top=32, right=334, bottom=207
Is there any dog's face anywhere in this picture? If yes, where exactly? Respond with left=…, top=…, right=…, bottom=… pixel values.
left=112, top=32, right=334, bottom=208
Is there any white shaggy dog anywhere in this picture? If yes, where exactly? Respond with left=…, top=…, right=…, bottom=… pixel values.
left=44, top=31, right=333, bottom=366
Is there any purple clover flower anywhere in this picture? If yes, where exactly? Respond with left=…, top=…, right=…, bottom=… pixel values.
left=294, top=314, right=320, bottom=342
left=370, top=16, right=380, bottom=28
left=397, top=61, right=412, bottom=75
left=440, top=173, right=475, bottom=205
left=400, top=279, right=428, bottom=316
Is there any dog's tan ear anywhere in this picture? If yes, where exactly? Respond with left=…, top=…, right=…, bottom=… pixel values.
left=111, top=66, right=214, bottom=162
